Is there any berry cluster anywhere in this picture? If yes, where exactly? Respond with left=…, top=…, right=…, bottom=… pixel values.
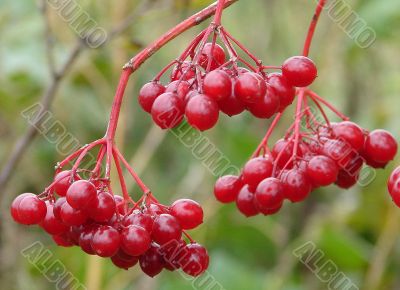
left=11, top=139, right=208, bottom=277
left=214, top=92, right=398, bottom=217
left=138, top=27, right=317, bottom=131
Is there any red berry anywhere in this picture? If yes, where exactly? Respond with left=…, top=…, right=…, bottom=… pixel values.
left=121, top=225, right=151, bottom=256
left=159, top=239, right=186, bottom=271
left=10, top=193, right=32, bottom=223
left=198, top=43, right=226, bottom=70
left=247, top=85, right=280, bottom=119
left=203, top=70, right=232, bottom=101
left=242, top=156, right=273, bottom=188
left=335, top=170, right=359, bottom=189
left=114, top=195, right=125, bottom=215
left=254, top=177, right=284, bottom=210
left=322, top=139, right=353, bottom=169
left=60, top=202, right=88, bottom=226
left=234, top=72, right=266, bottom=104
left=282, top=56, right=317, bottom=87
left=306, top=155, right=339, bottom=186
left=171, top=61, right=195, bottom=81
left=236, top=185, right=259, bottom=217
left=267, top=73, right=295, bottom=111
left=332, top=121, right=365, bottom=152
left=259, top=202, right=283, bottom=216
left=123, top=212, right=154, bottom=233
left=388, top=166, right=400, bottom=193
left=185, top=94, right=219, bottom=131
left=53, top=170, right=80, bottom=197
left=218, top=93, right=245, bottom=116
left=91, top=225, right=120, bottom=257
left=281, top=169, right=311, bottom=202
left=170, top=199, right=203, bottom=230
left=111, top=249, right=139, bottom=270
left=41, top=203, right=69, bottom=235
left=87, top=191, right=116, bottom=223
left=180, top=243, right=209, bottom=277
left=214, top=175, right=243, bottom=203
left=139, top=244, right=164, bottom=277
left=272, top=139, right=300, bottom=169
left=52, top=233, right=74, bottom=247
left=151, top=92, right=184, bottom=129
left=138, top=82, right=165, bottom=113
left=12, top=194, right=47, bottom=225
left=79, top=225, right=96, bottom=255
left=166, top=80, right=191, bottom=101
left=364, top=130, right=397, bottom=163
left=66, top=180, right=97, bottom=210
left=152, top=214, right=182, bottom=245
left=53, top=197, right=66, bottom=220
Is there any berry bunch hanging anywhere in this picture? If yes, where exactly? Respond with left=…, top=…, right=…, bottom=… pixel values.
left=137, top=6, right=318, bottom=131
left=10, top=0, right=399, bottom=278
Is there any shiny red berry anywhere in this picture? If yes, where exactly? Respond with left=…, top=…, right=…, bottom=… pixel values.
left=364, top=129, right=398, bottom=163
left=242, top=156, right=273, bottom=188
left=218, top=93, right=245, bottom=116
left=111, top=249, right=139, bottom=270
left=53, top=170, right=80, bottom=197
left=139, top=243, right=164, bottom=277
left=203, top=70, right=232, bottom=101
left=214, top=175, right=243, bottom=203
left=306, top=155, right=339, bottom=186
left=60, top=202, right=88, bottom=226
left=247, top=85, right=280, bottom=119
left=198, top=43, right=226, bottom=70
left=165, top=80, right=191, bottom=101
left=41, top=202, right=69, bottom=235
left=180, top=243, right=209, bottom=277
left=254, top=177, right=284, bottom=210
left=123, top=212, right=154, bottom=233
left=388, top=166, right=400, bottom=193
left=171, top=61, right=195, bottom=81
left=79, top=225, right=96, bottom=255
left=11, top=193, right=47, bottom=225
left=87, top=191, right=116, bottom=223
left=91, top=225, right=120, bottom=257
left=267, top=73, right=295, bottom=111
left=185, top=94, right=219, bottom=131
left=170, top=199, right=203, bottom=230
left=236, top=185, right=259, bottom=217
left=281, top=169, right=311, bottom=202
left=66, top=180, right=97, bottom=210
left=138, top=82, right=165, bottom=113
left=282, top=56, right=317, bottom=87
left=152, top=214, right=182, bottom=245
left=10, top=193, right=32, bottom=223
left=151, top=92, right=184, bottom=129
left=332, top=121, right=365, bottom=151
left=121, top=225, right=151, bottom=256
left=234, top=72, right=266, bottom=104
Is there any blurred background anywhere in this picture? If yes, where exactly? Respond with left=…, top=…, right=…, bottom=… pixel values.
left=1, top=0, right=400, bottom=289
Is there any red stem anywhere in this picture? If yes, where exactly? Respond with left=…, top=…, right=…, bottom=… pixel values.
left=303, top=0, right=327, bottom=56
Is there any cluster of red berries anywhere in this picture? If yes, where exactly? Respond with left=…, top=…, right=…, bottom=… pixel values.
left=214, top=122, right=398, bottom=217
left=11, top=171, right=208, bottom=277
left=138, top=40, right=317, bottom=131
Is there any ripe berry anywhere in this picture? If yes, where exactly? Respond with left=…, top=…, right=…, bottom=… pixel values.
left=79, top=225, right=96, bottom=255
left=272, top=139, right=298, bottom=169
left=180, top=243, right=209, bottom=277
left=11, top=193, right=47, bottom=225
left=114, top=195, right=125, bottom=215
left=111, top=249, right=139, bottom=270
left=247, top=85, right=280, bottom=119
left=388, top=166, right=400, bottom=193
left=234, top=72, right=266, bottom=104
left=138, top=82, right=165, bottom=113
left=236, top=185, right=260, bottom=217
left=170, top=199, right=203, bottom=230
left=259, top=202, right=283, bottom=216
left=388, top=176, right=400, bottom=207
left=332, top=121, right=365, bottom=151
left=322, top=139, right=353, bottom=169
left=306, top=155, right=339, bottom=186
left=242, top=156, right=273, bottom=188
left=335, top=170, right=359, bottom=189
left=40, top=203, right=69, bottom=235
left=87, top=191, right=116, bottom=223
left=254, top=177, right=284, bottom=210
left=139, top=244, right=164, bottom=277
left=214, top=175, right=243, bottom=203
left=281, top=169, right=311, bottom=202
left=282, top=56, right=317, bottom=87
left=152, top=214, right=182, bottom=245
left=185, top=94, right=219, bottom=131
left=218, top=93, right=245, bottom=116
left=171, top=61, right=195, bottom=81
left=198, top=43, right=226, bottom=70
left=66, top=180, right=97, bottom=210
left=121, top=225, right=151, bottom=256
left=364, top=130, right=398, bottom=163
left=267, top=73, right=295, bottom=111
left=91, top=225, right=120, bottom=257
left=159, top=239, right=186, bottom=271
left=166, top=80, right=191, bottom=101
left=53, top=197, right=66, bottom=220
left=123, top=212, right=154, bottom=233
left=53, top=170, right=79, bottom=196
left=151, top=92, right=184, bottom=129
left=203, top=70, right=232, bottom=101
left=52, top=233, right=74, bottom=247
left=60, top=202, right=88, bottom=226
